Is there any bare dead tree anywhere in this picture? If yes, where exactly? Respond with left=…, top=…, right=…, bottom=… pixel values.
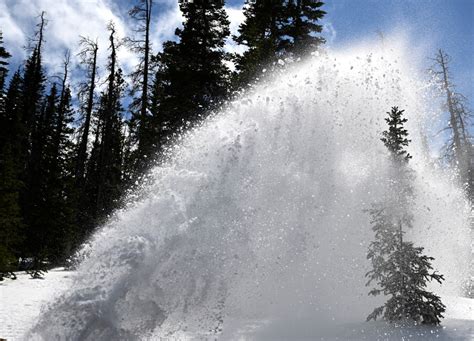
left=59, top=50, right=70, bottom=105
left=52, top=50, right=71, bottom=155
left=106, top=22, right=118, bottom=118
left=96, top=21, right=119, bottom=212
left=22, top=11, right=48, bottom=156
left=75, top=37, right=98, bottom=181
left=431, top=49, right=473, bottom=298
left=24, top=11, right=47, bottom=75
left=431, top=50, right=473, bottom=195
left=124, top=0, right=153, bottom=167
left=26, top=11, right=48, bottom=63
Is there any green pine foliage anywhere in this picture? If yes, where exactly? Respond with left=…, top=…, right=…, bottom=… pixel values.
left=233, top=0, right=285, bottom=86
left=75, top=36, right=98, bottom=188
left=0, top=49, right=24, bottom=277
left=282, top=0, right=326, bottom=56
left=20, top=21, right=48, bottom=271
left=0, top=31, right=11, bottom=91
left=233, top=0, right=325, bottom=87
left=381, top=107, right=412, bottom=162
left=148, top=0, right=231, bottom=149
left=82, top=24, right=126, bottom=232
left=85, top=71, right=126, bottom=225
left=1, top=14, right=79, bottom=275
left=366, top=107, right=446, bottom=325
left=45, top=83, right=77, bottom=262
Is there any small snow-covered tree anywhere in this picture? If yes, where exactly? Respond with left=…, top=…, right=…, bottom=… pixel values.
left=366, top=107, right=446, bottom=325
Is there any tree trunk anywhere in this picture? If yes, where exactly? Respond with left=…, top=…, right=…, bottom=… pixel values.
left=438, top=50, right=463, bottom=165
left=76, top=44, right=98, bottom=181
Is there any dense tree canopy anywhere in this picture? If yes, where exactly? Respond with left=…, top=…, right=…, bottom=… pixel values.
left=234, top=0, right=325, bottom=87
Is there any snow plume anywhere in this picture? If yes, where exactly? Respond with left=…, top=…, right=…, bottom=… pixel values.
left=27, top=37, right=470, bottom=340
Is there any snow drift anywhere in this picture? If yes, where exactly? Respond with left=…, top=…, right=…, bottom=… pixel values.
left=27, top=38, right=471, bottom=340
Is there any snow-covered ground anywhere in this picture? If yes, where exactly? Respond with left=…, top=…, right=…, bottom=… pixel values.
left=224, top=306, right=474, bottom=340
left=0, top=269, right=472, bottom=340
left=0, top=269, right=73, bottom=341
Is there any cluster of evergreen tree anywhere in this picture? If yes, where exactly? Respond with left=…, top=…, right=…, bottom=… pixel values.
left=0, top=1, right=326, bottom=278
left=0, top=14, right=78, bottom=277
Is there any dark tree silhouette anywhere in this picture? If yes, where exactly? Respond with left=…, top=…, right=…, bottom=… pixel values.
left=366, top=107, right=445, bottom=325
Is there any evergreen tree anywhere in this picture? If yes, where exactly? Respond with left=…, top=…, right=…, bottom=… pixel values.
left=13, top=12, right=76, bottom=274
left=84, top=23, right=126, bottom=229
left=24, top=75, right=75, bottom=273
left=233, top=0, right=285, bottom=87
left=21, top=13, right=47, bottom=155
left=151, top=0, right=231, bottom=147
left=75, top=37, right=98, bottom=185
left=97, top=24, right=125, bottom=219
left=282, top=0, right=326, bottom=56
left=0, top=31, right=11, bottom=92
left=125, top=0, right=154, bottom=177
left=17, top=13, right=48, bottom=275
left=0, top=42, right=23, bottom=279
left=45, top=54, right=77, bottom=262
left=381, top=107, right=412, bottom=162
left=73, top=37, right=99, bottom=245
left=233, top=0, right=325, bottom=87
left=366, top=107, right=446, bottom=325
left=25, top=83, right=59, bottom=276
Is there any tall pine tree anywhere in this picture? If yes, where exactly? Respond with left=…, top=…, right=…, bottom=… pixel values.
left=0, top=39, right=24, bottom=278
left=233, top=0, right=325, bottom=87
left=0, top=31, right=11, bottom=92
left=24, top=75, right=76, bottom=272
left=74, top=37, right=99, bottom=245
left=282, top=0, right=326, bottom=56
left=125, top=0, right=154, bottom=178
left=25, top=83, right=59, bottom=275
left=233, top=0, right=285, bottom=87
left=18, top=12, right=48, bottom=274
left=84, top=23, right=126, bottom=230
left=96, top=23, right=125, bottom=220
left=75, top=37, right=98, bottom=185
left=151, top=0, right=231, bottom=148
left=366, top=107, right=445, bottom=325
left=45, top=54, right=77, bottom=262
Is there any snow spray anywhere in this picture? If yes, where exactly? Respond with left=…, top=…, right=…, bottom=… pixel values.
left=27, top=38, right=471, bottom=340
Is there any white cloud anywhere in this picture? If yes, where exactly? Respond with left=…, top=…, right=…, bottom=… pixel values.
left=0, top=0, right=245, bottom=84
left=226, top=5, right=244, bottom=37
left=0, top=0, right=181, bottom=82
left=149, top=0, right=183, bottom=49
left=0, top=1, right=27, bottom=62
left=224, top=5, right=246, bottom=56
left=1, top=0, right=127, bottom=79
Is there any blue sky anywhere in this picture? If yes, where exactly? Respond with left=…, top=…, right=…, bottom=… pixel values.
left=323, top=0, right=474, bottom=101
left=0, top=0, right=472, bottom=101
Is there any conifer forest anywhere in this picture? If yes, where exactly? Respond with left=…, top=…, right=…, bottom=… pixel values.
left=0, top=0, right=472, bottom=340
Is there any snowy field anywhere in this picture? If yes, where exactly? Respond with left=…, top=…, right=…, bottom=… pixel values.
left=0, top=269, right=73, bottom=341
left=0, top=269, right=472, bottom=340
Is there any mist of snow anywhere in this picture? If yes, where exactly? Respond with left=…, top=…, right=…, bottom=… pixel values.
left=26, top=38, right=471, bottom=340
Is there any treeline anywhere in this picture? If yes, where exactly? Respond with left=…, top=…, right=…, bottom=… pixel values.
left=0, top=0, right=327, bottom=276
